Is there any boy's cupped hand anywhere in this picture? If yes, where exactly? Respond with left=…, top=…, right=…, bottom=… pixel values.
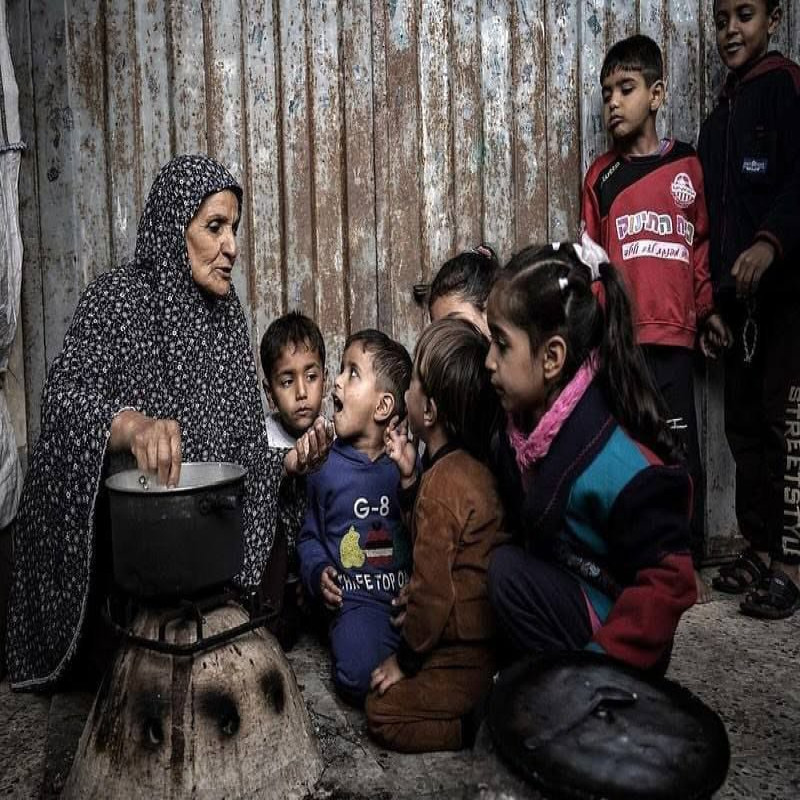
left=319, top=565, right=343, bottom=610
left=384, top=416, right=417, bottom=486
left=699, top=312, right=733, bottom=359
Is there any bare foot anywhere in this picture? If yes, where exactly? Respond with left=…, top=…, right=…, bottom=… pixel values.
left=694, top=569, right=713, bottom=604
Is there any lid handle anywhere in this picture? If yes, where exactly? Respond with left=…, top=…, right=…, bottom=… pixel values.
left=524, top=685, right=638, bottom=751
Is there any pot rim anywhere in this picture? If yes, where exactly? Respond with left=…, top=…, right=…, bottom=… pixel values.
left=105, top=461, right=247, bottom=495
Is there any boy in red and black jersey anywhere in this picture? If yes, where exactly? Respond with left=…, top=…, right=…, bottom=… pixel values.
left=699, top=0, right=800, bottom=618
left=582, top=34, right=731, bottom=604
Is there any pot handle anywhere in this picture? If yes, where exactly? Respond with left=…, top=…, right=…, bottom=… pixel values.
left=197, top=493, right=240, bottom=515
left=523, top=686, right=638, bottom=751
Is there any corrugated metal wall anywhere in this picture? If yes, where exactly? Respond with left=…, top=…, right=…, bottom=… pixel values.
left=8, top=0, right=800, bottom=556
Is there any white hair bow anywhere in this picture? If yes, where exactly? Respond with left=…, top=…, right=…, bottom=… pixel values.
left=572, top=232, right=608, bottom=281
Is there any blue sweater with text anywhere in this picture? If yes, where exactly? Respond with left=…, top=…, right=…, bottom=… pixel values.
left=298, top=439, right=411, bottom=610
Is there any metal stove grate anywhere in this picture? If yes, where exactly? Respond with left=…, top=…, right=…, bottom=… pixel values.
left=102, top=588, right=277, bottom=656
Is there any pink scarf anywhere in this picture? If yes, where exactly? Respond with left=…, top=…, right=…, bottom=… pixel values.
left=508, top=353, right=599, bottom=472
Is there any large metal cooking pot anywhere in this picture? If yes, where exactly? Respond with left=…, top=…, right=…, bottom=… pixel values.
left=106, top=462, right=247, bottom=599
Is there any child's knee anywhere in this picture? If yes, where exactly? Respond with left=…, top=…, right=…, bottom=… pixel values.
left=332, top=657, right=373, bottom=705
left=329, top=605, right=399, bottom=704
left=365, top=692, right=401, bottom=748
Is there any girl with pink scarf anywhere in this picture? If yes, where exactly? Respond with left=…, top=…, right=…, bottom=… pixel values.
left=485, top=238, right=696, bottom=674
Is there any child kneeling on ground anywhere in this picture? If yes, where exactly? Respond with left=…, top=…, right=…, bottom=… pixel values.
left=298, top=330, right=412, bottom=705
left=367, top=318, right=509, bottom=752
left=485, top=238, right=696, bottom=674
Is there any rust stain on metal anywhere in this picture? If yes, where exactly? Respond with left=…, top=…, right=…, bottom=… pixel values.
left=451, top=0, right=482, bottom=252
left=513, top=0, right=548, bottom=248
left=342, top=0, right=379, bottom=333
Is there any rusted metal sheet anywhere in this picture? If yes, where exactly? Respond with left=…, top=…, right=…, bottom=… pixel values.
left=105, top=1, right=141, bottom=263
left=65, top=0, right=111, bottom=288
left=167, top=1, right=208, bottom=156
left=665, top=0, right=701, bottom=142
left=309, top=0, right=348, bottom=371
left=279, top=0, right=315, bottom=319
left=370, top=0, right=392, bottom=334
left=512, top=0, right=548, bottom=248
left=134, top=0, right=171, bottom=192
left=419, top=0, right=454, bottom=278
left=342, top=0, right=379, bottom=334
left=12, top=0, right=783, bottom=552
left=29, top=4, right=85, bottom=369
left=379, top=0, right=423, bottom=351
left=579, top=0, right=608, bottom=178
left=481, top=0, right=514, bottom=256
left=451, top=0, right=482, bottom=252
left=544, top=0, right=580, bottom=241
left=607, top=0, right=637, bottom=45
left=243, top=0, right=284, bottom=348
left=787, top=0, right=800, bottom=62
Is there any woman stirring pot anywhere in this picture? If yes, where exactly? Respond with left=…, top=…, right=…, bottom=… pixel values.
left=7, top=155, right=331, bottom=690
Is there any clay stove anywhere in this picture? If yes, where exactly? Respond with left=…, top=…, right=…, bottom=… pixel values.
left=63, top=590, right=322, bottom=799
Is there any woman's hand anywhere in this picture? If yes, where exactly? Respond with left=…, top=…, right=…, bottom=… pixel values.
left=384, top=416, right=417, bottom=487
left=370, top=654, right=405, bottom=696
left=110, top=409, right=182, bottom=487
left=285, top=416, right=335, bottom=476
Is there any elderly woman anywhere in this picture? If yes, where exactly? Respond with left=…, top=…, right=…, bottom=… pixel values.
left=7, top=155, right=327, bottom=690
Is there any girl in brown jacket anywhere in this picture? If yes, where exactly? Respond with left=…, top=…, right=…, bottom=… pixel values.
left=366, top=318, right=509, bottom=752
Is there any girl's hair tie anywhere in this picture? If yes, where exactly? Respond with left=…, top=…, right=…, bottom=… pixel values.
left=591, top=281, right=607, bottom=309
left=572, top=232, right=608, bottom=282
left=471, top=244, right=494, bottom=260
left=413, top=283, right=430, bottom=303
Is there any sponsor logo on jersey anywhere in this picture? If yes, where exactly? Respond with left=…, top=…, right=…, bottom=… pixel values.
left=616, top=211, right=694, bottom=246
left=670, top=173, right=696, bottom=208
left=621, top=240, right=690, bottom=263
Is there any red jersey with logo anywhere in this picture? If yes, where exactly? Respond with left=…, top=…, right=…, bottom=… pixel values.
left=581, top=139, right=713, bottom=349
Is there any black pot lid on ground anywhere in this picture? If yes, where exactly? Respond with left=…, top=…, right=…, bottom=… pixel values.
left=488, top=651, right=729, bottom=800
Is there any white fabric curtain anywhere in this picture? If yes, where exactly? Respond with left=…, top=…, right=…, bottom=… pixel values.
left=0, top=0, right=23, bottom=528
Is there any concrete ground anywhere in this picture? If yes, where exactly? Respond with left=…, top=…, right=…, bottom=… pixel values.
left=1, top=570, right=799, bottom=799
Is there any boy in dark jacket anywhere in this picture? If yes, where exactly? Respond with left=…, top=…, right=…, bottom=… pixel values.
left=297, top=330, right=412, bottom=704
left=699, top=0, right=800, bottom=617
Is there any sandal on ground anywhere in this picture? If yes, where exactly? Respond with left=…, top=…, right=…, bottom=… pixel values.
left=711, top=548, right=769, bottom=594
left=739, top=571, right=800, bottom=620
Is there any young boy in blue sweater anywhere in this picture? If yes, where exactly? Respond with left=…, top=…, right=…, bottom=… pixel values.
left=298, top=329, right=413, bottom=704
